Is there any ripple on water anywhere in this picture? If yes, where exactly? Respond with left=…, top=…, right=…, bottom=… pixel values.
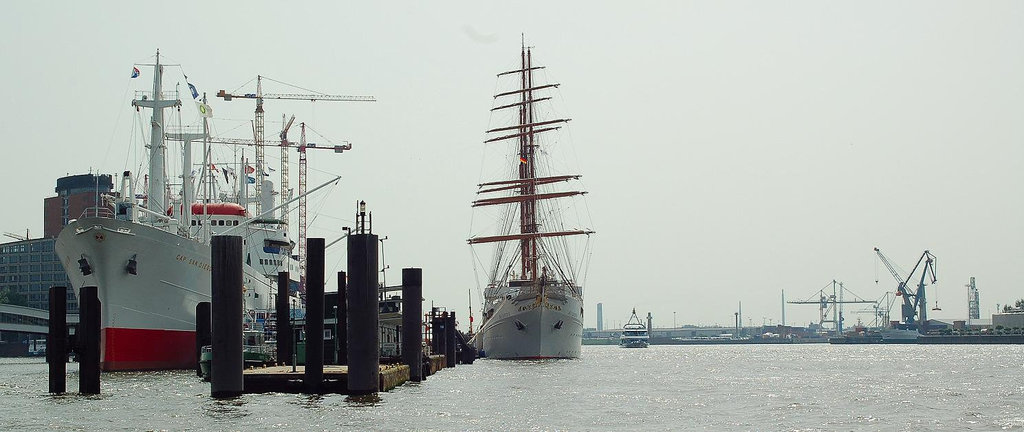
left=3, top=346, right=1024, bottom=431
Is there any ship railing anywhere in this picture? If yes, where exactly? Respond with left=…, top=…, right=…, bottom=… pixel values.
left=133, top=90, right=180, bottom=101
left=80, top=206, right=115, bottom=219
left=483, top=285, right=504, bottom=299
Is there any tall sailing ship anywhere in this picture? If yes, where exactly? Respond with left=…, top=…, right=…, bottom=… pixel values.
left=469, top=43, right=594, bottom=359
left=55, top=53, right=303, bottom=371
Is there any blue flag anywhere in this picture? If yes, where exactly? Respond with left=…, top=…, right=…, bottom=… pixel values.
left=247, top=176, right=256, bottom=184
left=188, top=83, right=198, bottom=99
left=130, top=67, right=140, bottom=78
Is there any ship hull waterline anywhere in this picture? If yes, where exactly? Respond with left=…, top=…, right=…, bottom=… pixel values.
left=474, top=292, right=583, bottom=360
left=55, top=217, right=274, bottom=371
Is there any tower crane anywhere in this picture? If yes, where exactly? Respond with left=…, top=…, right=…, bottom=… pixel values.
left=279, top=114, right=296, bottom=224
left=216, top=76, right=374, bottom=217
left=3, top=230, right=29, bottom=241
left=874, top=247, right=937, bottom=332
left=194, top=129, right=351, bottom=293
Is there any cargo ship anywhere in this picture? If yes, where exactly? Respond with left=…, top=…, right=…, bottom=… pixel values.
left=56, top=52, right=301, bottom=370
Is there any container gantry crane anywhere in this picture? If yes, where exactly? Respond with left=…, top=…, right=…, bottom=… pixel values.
left=874, top=247, right=937, bottom=332
left=788, top=280, right=875, bottom=335
left=216, top=76, right=374, bottom=217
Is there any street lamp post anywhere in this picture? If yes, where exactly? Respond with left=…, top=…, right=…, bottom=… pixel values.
left=673, top=311, right=676, bottom=329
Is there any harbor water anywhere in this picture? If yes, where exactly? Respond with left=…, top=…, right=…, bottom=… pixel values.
left=2, top=344, right=1022, bottom=431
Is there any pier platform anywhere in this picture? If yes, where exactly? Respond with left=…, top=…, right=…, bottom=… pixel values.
left=238, top=354, right=450, bottom=394
left=242, top=364, right=410, bottom=394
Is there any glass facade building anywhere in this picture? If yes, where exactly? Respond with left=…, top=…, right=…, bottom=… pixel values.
left=0, top=238, right=75, bottom=312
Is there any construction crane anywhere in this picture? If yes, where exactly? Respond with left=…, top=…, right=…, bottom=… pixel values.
left=788, top=280, right=875, bottom=335
left=198, top=129, right=351, bottom=293
left=295, top=123, right=351, bottom=293
left=874, top=247, right=937, bottom=332
left=279, top=114, right=296, bottom=224
left=216, top=76, right=374, bottom=217
left=3, top=230, right=29, bottom=241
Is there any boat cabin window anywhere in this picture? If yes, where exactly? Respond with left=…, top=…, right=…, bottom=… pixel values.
left=191, top=220, right=196, bottom=226
left=233, top=220, right=239, bottom=226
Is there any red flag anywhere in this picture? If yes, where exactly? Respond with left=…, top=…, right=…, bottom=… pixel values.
left=245, top=165, right=255, bottom=174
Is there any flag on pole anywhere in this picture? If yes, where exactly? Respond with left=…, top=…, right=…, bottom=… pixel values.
left=245, top=165, right=255, bottom=174
left=197, top=102, right=213, bottom=118
left=130, top=67, right=140, bottom=78
left=519, top=156, right=528, bottom=164
left=209, top=164, right=217, bottom=170
left=247, top=176, right=256, bottom=184
left=188, top=83, right=199, bottom=99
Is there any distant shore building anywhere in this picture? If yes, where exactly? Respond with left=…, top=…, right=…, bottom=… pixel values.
left=1, top=173, right=113, bottom=314
left=44, top=173, right=114, bottom=238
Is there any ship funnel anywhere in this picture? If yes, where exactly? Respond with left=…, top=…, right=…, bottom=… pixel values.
left=260, top=180, right=275, bottom=216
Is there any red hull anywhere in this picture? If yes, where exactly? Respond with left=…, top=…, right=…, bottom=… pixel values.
left=101, top=327, right=197, bottom=371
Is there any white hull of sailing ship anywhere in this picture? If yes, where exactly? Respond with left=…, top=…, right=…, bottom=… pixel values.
left=475, top=285, right=583, bottom=359
left=469, top=43, right=594, bottom=360
left=56, top=217, right=275, bottom=371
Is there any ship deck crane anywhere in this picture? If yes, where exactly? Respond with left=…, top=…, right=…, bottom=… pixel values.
left=874, top=247, right=937, bottom=332
left=215, top=76, right=374, bottom=218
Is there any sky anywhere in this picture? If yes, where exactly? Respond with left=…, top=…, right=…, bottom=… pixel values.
left=2, top=1, right=1023, bottom=330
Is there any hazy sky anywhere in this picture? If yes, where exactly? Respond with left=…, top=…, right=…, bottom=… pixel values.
left=2, top=2, right=1022, bottom=329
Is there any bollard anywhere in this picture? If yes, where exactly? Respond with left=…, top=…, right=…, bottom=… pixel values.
left=347, top=232, right=379, bottom=395
left=446, top=311, right=457, bottom=368
left=437, top=312, right=449, bottom=367
left=195, top=302, right=211, bottom=377
left=276, top=271, right=291, bottom=367
left=337, top=271, right=347, bottom=366
left=210, top=236, right=243, bottom=398
left=401, top=268, right=423, bottom=381
left=430, top=308, right=442, bottom=355
left=304, top=238, right=326, bottom=394
left=48, top=286, right=67, bottom=394
left=325, top=292, right=338, bottom=365
left=78, top=286, right=100, bottom=394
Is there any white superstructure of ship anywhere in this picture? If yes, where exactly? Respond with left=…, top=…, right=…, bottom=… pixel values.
left=620, top=309, right=650, bottom=348
left=468, top=42, right=594, bottom=359
left=55, top=52, right=309, bottom=371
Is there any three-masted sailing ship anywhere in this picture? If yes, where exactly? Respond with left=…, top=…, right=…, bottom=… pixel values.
left=469, top=43, right=594, bottom=359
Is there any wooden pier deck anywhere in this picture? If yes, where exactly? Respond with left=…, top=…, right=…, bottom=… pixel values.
left=240, top=355, right=447, bottom=394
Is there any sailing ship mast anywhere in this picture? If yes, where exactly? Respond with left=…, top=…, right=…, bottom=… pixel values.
left=469, top=43, right=591, bottom=284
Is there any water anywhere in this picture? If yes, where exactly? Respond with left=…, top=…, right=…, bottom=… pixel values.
left=2, top=344, right=1022, bottom=431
